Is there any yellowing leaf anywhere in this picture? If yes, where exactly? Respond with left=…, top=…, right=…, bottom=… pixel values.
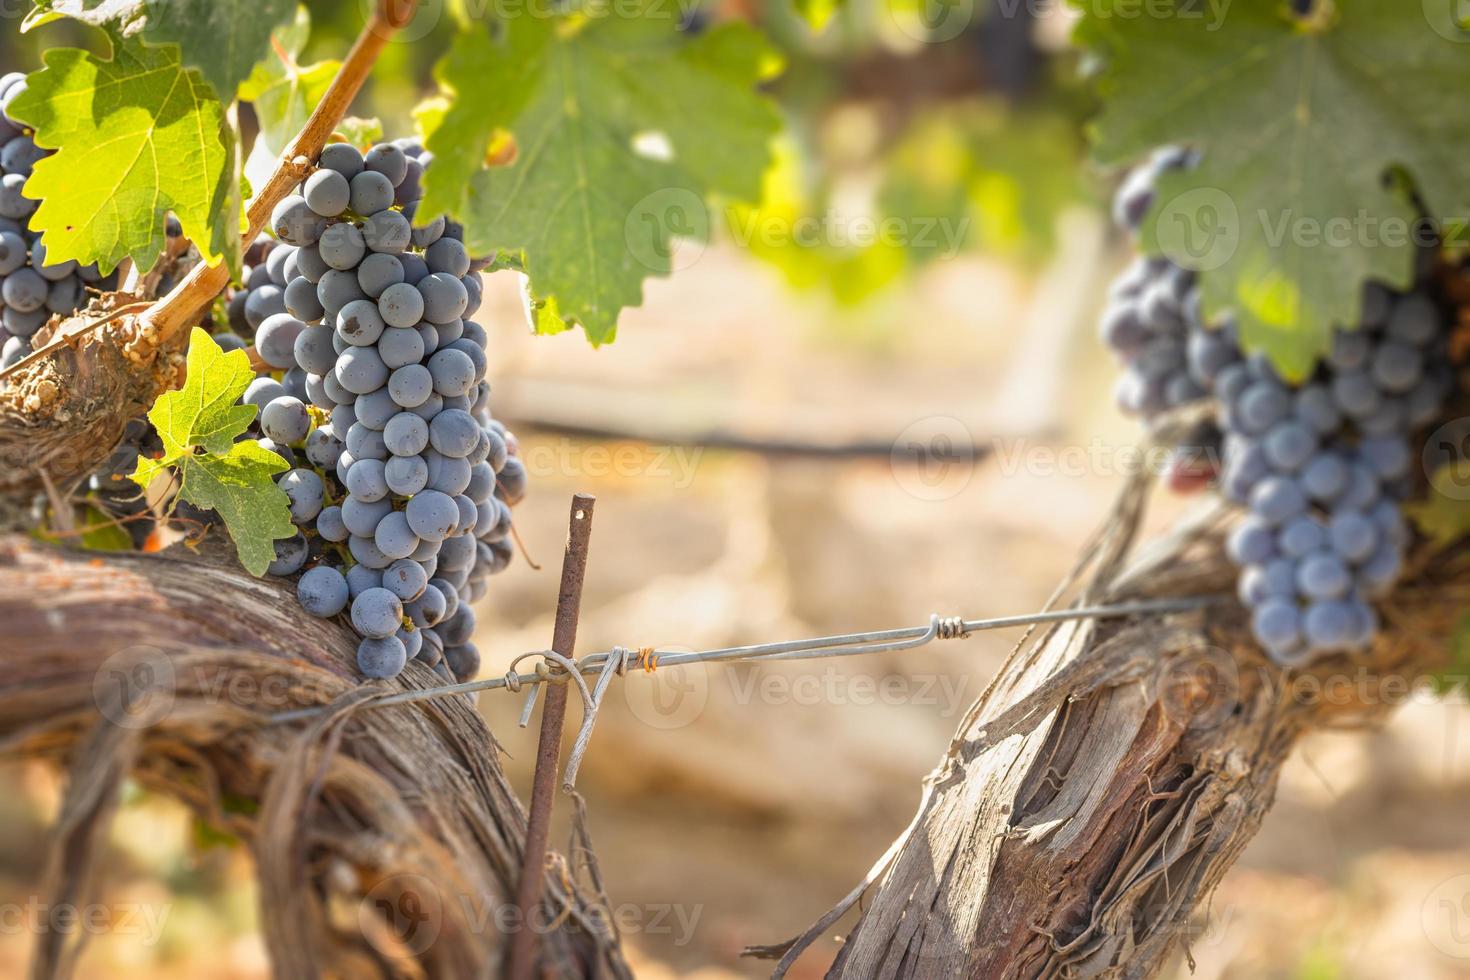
left=9, top=30, right=239, bottom=274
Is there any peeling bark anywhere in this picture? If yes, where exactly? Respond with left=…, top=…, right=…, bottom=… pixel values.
left=754, top=479, right=1468, bottom=980
left=0, top=535, right=631, bottom=980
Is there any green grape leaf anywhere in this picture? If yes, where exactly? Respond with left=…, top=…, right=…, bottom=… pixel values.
left=145, top=330, right=257, bottom=458
left=1075, top=1, right=1470, bottom=381
left=239, top=7, right=339, bottom=154
left=142, top=0, right=296, bottom=102
left=9, top=30, right=239, bottom=274
left=169, top=444, right=294, bottom=576
left=424, top=10, right=782, bottom=345
left=129, top=330, right=293, bottom=576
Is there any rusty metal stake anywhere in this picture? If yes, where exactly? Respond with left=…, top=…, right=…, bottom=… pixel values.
left=507, top=493, right=596, bottom=980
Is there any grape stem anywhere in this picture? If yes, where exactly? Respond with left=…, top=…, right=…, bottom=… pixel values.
left=135, top=0, right=421, bottom=351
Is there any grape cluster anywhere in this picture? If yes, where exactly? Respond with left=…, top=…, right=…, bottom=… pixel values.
left=242, top=138, right=526, bottom=681
left=1103, top=153, right=1458, bottom=664
left=1217, top=284, right=1452, bottom=663
left=1101, top=147, right=1210, bottom=421
left=0, top=71, right=118, bottom=369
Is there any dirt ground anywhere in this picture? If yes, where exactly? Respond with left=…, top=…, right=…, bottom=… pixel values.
left=3, top=240, right=1470, bottom=978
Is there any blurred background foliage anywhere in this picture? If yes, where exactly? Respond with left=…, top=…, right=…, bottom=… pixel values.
left=0, top=0, right=1104, bottom=314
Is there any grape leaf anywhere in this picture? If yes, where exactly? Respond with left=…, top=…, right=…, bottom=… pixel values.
left=423, top=9, right=782, bottom=345
left=1075, top=0, right=1470, bottom=381
left=141, top=0, right=295, bottom=102
left=129, top=330, right=293, bottom=576
left=9, top=30, right=239, bottom=274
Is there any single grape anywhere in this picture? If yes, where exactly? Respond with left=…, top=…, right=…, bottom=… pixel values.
left=261, top=396, right=311, bottom=444
left=1328, top=511, right=1377, bottom=564
left=354, top=387, right=399, bottom=430
left=334, top=344, right=389, bottom=394
left=407, top=584, right=447, bottom=628
left=1278, top=516, right=1325, bottom=558
left=1262, top=421, right=1316, bottom=472
left=384, top=411, right=430, bottom=456
left=425, top=450, right=472, bottom=496
left=346, top=563, right=383, bottom=599
left=398, top=626, right=424, bottom=661
left=426, top=238, right=471, bottom=278
left=378, top=326, right=425, bottom=370
left=419, top=272, right=469, bottom=324
left=280, top=467, right=325, bottom=522
left=316, top=504, right=349, bottom=542
left=363, top=209, right=412, bottom=254
left=1296, top=552, right=1351, bottom=600
left=342, top=494, right=393, bottom=537
left=346, top=421, right=388, bottom=460
left=349, top=171, right=395, bottom=215
left=357, top=635, right=408, bottom=679
left=337, top=298, right=387, bottom=346
left=364, top=142, right=409, bottom=185
left=1303, top=601, right=1355, bottom=651
left=383, top=558, right=429, bottom=601
left=318, top=223, right=368, bottom=272
left=388, top=363, right=434, bottom=409
left=379, top=281, right=425, bottom=328
left=345, top=457, right=389, bottom=501
left=1249, top=476, right=1307, bottom=525
left=375, top=510, right=420, bottom=560
left=271, top=196, right=326, bottom=246
left=349, top=532, right=394, bottom=569
left=428, top=408, right=480, bottom=458
left=385, top=454, right=429, bottom=496
left=244, top=377, right=288, bottom=409
left=267, top=533, right=309, bottom=576
left=357, top=252, right=404, bottom=298
left=320, top=142, right=365, bottom=180
left=285, top=276, right=326, bottom=322
left=294, top=325, right=337, bottom=375
left=304, top=168, right=351, bottom=218
left=256, top=314, right=307, bottom=370
left=297, top=566, right=350, bottom=618
left=427, top=347, right=475, bottom=397
left=444, top=642, right=481, bottom=681
left=2, top=268, right=47, bottom=313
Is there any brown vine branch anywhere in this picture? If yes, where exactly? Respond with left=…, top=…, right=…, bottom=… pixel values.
left=136, top=0, right=422, bottom=353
